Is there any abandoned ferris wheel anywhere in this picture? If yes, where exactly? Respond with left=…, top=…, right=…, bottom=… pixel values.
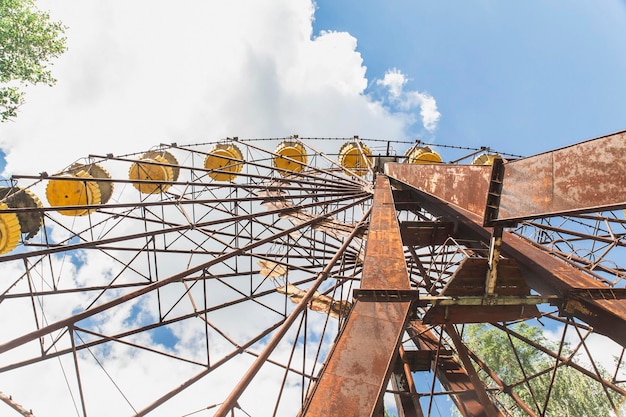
left=0, top=132, right=625, bottom=416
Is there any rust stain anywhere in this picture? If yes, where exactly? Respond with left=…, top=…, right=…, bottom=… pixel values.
left=385, top=163, right=492, bottom=218
left=303, top=176, right=411, bottom=417
left=564, top=299, right=596, bottom=317
left=387, top=131, right=626, bottom=222
left=499, top=131, right=626, bottom=220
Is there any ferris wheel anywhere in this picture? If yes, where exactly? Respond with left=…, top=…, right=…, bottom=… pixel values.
left=0, top=134, right=625, bottom=417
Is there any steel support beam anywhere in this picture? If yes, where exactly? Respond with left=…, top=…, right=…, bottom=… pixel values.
left=385, top=171, right=626, bottom=347
left=385, top=130, right=626, bottom=224
left=385, top=163, right=492, bottom=221
left=407, top=322, right=503, bottom=417
left=446, top=325, right=502, bottom=417
left=391, top=346, right=424, bottom=417
left=302, top=176, right=412, bottom=417
left=498, top=130, right=626, bottom=221
left=0, top=197, right=370, bottom=355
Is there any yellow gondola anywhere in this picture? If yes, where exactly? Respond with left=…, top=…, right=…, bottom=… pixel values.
left=0, top=202, right=21, bottom=254
left=46, top=170, right=101, bottom=216
left=338, top=141, right=372, bottom=176
left=0, top=187, right=43, bottom=239
left=129, top=154, right=174, bottom=194
left=204, top=144, right=244, bottom=181
left=472, top=153, right=501, bottom=166
left=142, top=150, right=180, bottom=182
left=70, top=163, right=114, bottom=204
left=404, top=146, right=443, bottom=164
left=273, top=141, right=308, bottom=176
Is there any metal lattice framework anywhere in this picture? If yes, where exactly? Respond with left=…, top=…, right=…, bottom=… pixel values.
left=0, top=133, right=625, bottom=417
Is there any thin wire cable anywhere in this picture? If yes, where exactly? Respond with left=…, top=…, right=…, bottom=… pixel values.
left=75, top=332, right=138, bottom=414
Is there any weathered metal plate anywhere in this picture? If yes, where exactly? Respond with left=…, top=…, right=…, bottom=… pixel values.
left=387, top=147, right=626, bottom=346
left=440, top=258, right=531, bottom=296
left=385, top=163, right=492, bottom=219
left=505, top=232, right=626, bottom=345
left=304, top=302, right=411, bottom=416
left=303, top=176, right=411, bottom=417
left=423, top=258, right=540, bottom=324
left=399, top=221, right=455, bottom=247
left=402, top=349, right=438, bottom=372
left=423, top=304, right=540, bottom=325
left=408, top=322, right=502, bottom=417
left=387, top=130, right=626, bottom=223
left=499, top=130, right=626, bottom=220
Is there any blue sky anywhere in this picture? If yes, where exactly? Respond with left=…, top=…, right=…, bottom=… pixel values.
left=2, top=1, right=626, bottom=175
left=313, top=0, right=626, bottom=156
left=1, top=2, right=626, bottom=415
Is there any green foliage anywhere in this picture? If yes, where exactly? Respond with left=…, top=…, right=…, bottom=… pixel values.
left=0, top=0, right=66, bottom=121
left=459, top=322, right=620, bottom=417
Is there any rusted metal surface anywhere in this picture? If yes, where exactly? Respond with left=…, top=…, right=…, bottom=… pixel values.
left=0, top=198, right=370, bottom=358
left=302, top=176, right=411, bottom=417
left=422, top=258, right=540, bottom=324
left=399, top=221, right=455, bottom=247
left=407, top=322, right=503, bottom=417
left=484, top=227, right=503, bottom=295
left=483, top=158, right=505, bottom=225
left=498, top=130, right=626, bottom=221
left=567, top=288, right=626, bottom=301
left=503, top=232, right=626, bottom=346
left=0, top=391, right=35, bottom=417
left=387, top=130, right=626, bottom=224
left=391, top=346, right=424, bottom=417
left=211, top=208, right=372, bottom=417
left=352, top=289, right=419, bottom=302
left=387, top=173, right=626, bottom=346
left=446, top=326, right=502, bottom=417
left=385, top=163, right=492, bottom=219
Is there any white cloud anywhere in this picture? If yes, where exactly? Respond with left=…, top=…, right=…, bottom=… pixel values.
left=543, top=321, right=626, bottom=387
left=0, top=1, right=443, bottom=415
left=0, top=0, right=436, bottom=177
left=377, top=68, right=441, bottom=132
left=378, top=69, right=406, bottom=99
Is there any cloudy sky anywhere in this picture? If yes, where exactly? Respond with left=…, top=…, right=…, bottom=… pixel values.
left=314, top=0, right=626, bottom=155
left=2, top=0, right=625, bottom=176
left=1, top=1, right=626, bottom=416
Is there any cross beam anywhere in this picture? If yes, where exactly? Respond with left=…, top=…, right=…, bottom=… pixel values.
left=385, top=170, right=626, bottom=347
left=302, top=176, right=411, bottom=417
left=385, top=130, right=626, bottom=225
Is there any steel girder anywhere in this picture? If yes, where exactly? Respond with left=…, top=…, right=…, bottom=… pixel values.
left=302, top=131, right=626, bottom=417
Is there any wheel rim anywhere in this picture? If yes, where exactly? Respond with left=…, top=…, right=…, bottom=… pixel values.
left=0, top=137, right=624, bottom=416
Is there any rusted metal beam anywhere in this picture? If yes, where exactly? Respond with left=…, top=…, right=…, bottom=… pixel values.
left=302, top=176, right=412, bottom=417
left=446, top=325, right=502, bottom=417
left=352, top=289, right=419, bottom=302
left=0, top=192, right=368, bottom=263
left=386, top=173, right=626, bottom=347
left=210, top=207, right=372, bottom=417
left=420, top=295, right=558, bottom=307
left=391, top=346, right=424, bottom=417
left=0, top=391, right=35, bottom=417
left=386, top=130, right=626, bottom=224
left=497, top=130, right=626, bottom=221
left=399, top=221, right=455, bottom=247
left=0, top=197, right=370, bottom=356
left=385, top=163, right=492, bottom=221
left=407, top=322, right=503, bottom=417
left=422, top=258, right=541, bottom=324
left=567, top=288, right=626, bottom=301
left=490, top=322, right=626, bottom=397
left=464, top=344, right=541, bottom=417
